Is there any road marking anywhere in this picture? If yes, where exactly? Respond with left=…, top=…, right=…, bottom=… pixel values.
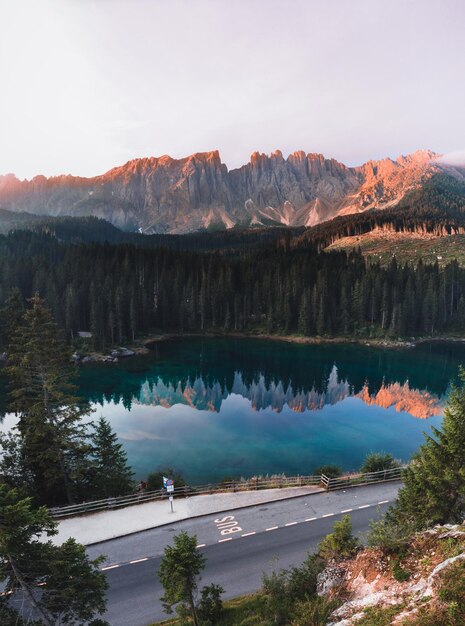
left=378, top=500, right=389, bottom=505
left=218, top=537, right=232, bottom=543
left=102, top=564, right=120, bottom=571
left=322, top=513, right=334, bottom=518
left=358, top=504, right=370, bottom=509
left=129, top=558, right=148, bottom=564
left=285, top=521, right=298, bottom=527
left=242, top=531, right=256, bottom=537
left=266, top=526, right=279, bottom=531
left=196, top=544, right=206, bottom=549
left=341, top=508, right=353, bottom=513
left=214, top=515, right=242, bottom=537
left=305, top=517, right=317, bottom=522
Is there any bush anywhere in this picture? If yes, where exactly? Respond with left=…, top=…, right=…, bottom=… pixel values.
left=392, top=559, right=411, bottom=582
left=318, top=515, right=360, bottom=561
left=368, top=516, right=413, bottom=554
left=261, top=569, right=292, bottom=625
left=291, top=596, right=341, bottom=626
left=438, top=559, right=465, bottom=606
left=261, top=554, right=323, bottom=625
left=313, top=464, right=343, bottom=478
left=197, top=583, right=225, bottom=624
left=360, top=452, right=401, bottom=474
left=355, top=604, right=405, bottom=626
left=146, top=467, right=186, bottom=491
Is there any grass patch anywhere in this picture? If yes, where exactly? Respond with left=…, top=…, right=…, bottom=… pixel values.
left=151, top=593, right=267, bottom=625
left=355, top=603, right=405, bottom=625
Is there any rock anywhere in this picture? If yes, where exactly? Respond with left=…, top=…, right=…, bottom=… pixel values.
left=317, top=565, right=346, bottom=595
left=102, top=356, right=118, bottom=363
left=111, top=347, right=135, bottom=358
left=421, top=552, right=465, bottom=598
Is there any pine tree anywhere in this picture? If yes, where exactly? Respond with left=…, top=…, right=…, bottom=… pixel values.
left=0, top=288, right=24, bottom=350
left=387, top=366, right=465, bottom=529
left=89, top=417, right=134, bottom=499
left=6, top=294, right=91, bottom=505
left=0, top=485, right=108, bottom=626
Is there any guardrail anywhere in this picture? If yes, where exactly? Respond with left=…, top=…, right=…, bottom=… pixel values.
left=321, top=466, right=405, bottom=490
left=50, top=466, right=406, bottom=519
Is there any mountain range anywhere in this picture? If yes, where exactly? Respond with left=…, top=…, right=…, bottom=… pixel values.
left=1, top=149, right=464, bottom=234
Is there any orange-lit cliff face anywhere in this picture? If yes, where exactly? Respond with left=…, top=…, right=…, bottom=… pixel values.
left=0, top=149, right=462, bottom=234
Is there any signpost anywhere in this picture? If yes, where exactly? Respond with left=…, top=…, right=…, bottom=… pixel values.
left=163, top=477, right=175, bottom=512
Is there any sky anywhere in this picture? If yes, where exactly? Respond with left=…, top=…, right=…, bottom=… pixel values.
left=0, top=0, right=464, bottom=180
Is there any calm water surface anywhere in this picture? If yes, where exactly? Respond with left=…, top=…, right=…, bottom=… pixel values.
left=3, top=338, right=465, bottom=483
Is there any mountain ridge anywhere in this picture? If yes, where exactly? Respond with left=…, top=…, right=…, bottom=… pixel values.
left=1, top=149, right=464, bottom=234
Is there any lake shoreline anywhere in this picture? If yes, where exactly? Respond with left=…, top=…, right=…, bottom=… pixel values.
left=141, top=331, right=465, bottom=351
left=79, top=331, right=465, bottom=364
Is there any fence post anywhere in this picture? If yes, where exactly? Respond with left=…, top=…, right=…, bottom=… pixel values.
left=232, top=480, right=236, bottom=493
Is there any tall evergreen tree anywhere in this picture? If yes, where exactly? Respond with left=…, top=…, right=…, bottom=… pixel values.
left=388, top=366, right=465, bottom=529
left=6, top=294, right=91, bottom=505
left=0, top=485, right=108, bottom=626
left=0, top=288, right=24, bottom=350
left=89, top=417, right=134, bottom=499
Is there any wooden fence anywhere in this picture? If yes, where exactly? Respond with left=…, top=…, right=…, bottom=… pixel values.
left=50, top=466, right=405, bottom=519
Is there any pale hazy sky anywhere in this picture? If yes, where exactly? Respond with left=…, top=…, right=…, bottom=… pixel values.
left=1, top=0, right=464, bottom=179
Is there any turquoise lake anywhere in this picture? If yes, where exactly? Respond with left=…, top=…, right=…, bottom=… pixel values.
left=3, top=337, right=465, bottom=483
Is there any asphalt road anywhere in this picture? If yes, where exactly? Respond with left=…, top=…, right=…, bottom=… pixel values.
left=93, top=483, right=399, bottom=626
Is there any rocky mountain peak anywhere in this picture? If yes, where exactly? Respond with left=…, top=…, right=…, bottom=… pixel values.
left=0, top=147, right=453, bottom=234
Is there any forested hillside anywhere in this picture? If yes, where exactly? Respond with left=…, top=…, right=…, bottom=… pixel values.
left=295, top=174, right=465, bottom=250
left=1, top=229, right=465, bottom=349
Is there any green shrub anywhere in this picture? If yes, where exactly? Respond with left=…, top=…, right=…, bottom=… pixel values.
left=360, top=452, right=401, bottom=474
left=291, top=596, right=341, bottom=625
left=318, top=515, right=360, bottom=561
left=367, top=516, right=413, bottom=554
left=392, top=559, right=411, bottom=582
left=313, top=464, right=343, bottom=478
left=261, top=554, right=323, bottom=625
left=146, top=468, right=186, bottom=491
left=197, top=583, right=224, bottom=625
left=438, top=559, right=465, bottom=606
left=261, top=569, right=293, bottom=625
left=355, top=603, right=405, bottom=626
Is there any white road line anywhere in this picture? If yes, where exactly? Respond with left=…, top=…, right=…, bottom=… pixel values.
left=266, top=526, right=279, bottom=531
left=378, top=500, right=389, bottom=505
left=196, top=544, right=206, bottom=549
left=242, top=532, right=256, bottom=537
left=341, top=508, right=353, bottom=513
left=285, top=522, right=298, bottom=527
left=130, top=558, right=149, bottom=564
left=218, top=537, right=232, bottom=543
left=322, top=513, right=334, bottom=518
left=102, top=564, right=120, bottom=571
left=305, top=517, right=317, bottom=522
left=358, top=504, right=370, bottom=509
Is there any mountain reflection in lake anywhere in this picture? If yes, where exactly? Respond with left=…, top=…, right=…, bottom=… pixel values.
left=135, top=365, right=443, bottom=419
left=1, top=337, right=460, bottom=482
